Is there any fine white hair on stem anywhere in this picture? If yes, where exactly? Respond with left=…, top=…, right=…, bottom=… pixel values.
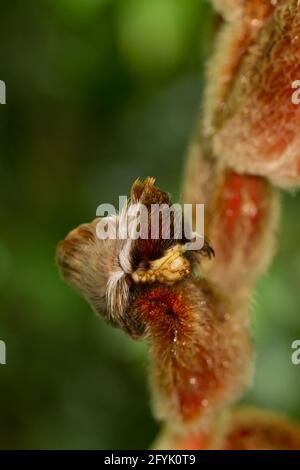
left=106, top=199, right=145, bottom=317
left=118, top=200, right=146, bottom=274
left=106, top=269, right=129, bottom=319
left=119, top=239, right=133, bottom=274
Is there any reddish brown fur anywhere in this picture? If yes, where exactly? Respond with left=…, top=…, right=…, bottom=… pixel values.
left=134, top=280, right=252, bottom=427
left=197, top=171, right=279, bottom=295
left=223, top=409, right=300, bottom=450
left=213, top=1, right=300, bottom=187
left=155, top=408, right=300, bottom=450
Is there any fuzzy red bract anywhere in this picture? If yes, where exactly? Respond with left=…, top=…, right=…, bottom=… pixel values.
left=213, top=1, right=300, bottom=187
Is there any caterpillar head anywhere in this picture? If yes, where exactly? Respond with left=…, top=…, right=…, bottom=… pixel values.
left=56, top=178, right=213, bottom=337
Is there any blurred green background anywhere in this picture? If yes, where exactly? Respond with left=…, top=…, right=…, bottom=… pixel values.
left=0, top=0, right=300, bottom=450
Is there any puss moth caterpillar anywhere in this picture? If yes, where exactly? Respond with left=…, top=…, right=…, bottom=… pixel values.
left=57, top=178, right=253, bottom=429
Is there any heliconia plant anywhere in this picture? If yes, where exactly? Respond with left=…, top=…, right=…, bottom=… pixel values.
left=56, top=0, right=300, bottom=449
